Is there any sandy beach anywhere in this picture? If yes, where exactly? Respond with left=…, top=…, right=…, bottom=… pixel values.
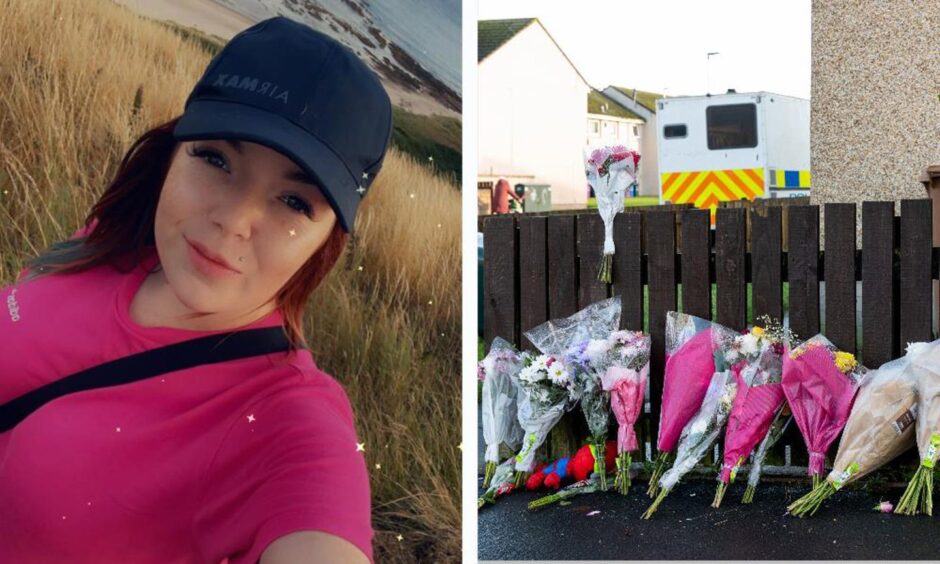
left=110, top=0, right=458, bottom=118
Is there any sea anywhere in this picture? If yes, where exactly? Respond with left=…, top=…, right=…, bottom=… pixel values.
left=213, top=0, right=461, bottom=93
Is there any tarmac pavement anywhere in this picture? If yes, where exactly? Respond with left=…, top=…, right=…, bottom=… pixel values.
left=478, top=479, right=939, bottom=560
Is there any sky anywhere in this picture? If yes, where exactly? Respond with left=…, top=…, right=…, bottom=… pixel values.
left=477, top=0, right=811, bottom=99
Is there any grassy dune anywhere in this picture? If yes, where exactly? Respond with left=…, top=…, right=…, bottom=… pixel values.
left=0, top=1, right=460, bottom=561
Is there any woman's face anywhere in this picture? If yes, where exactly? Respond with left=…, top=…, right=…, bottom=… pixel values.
left=152, top=139, right=337, bottom=325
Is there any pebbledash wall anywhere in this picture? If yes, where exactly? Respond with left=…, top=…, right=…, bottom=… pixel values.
left=811, top=0, right=940, bottom=228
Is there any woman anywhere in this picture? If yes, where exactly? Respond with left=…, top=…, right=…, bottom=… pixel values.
left=0, top=16, right=390, bottom=563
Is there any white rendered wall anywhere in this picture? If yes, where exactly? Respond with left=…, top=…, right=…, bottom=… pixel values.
left=479, top=24, right=590, bottom=207
left=638, top=115, right=659, bottom=197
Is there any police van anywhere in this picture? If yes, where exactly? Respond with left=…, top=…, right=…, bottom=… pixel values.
left=655, top=91, right=810, bottom=222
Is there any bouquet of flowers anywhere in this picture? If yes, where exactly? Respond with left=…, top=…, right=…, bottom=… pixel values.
left=896, top=339, right=940, bottom=515
left=584, top=144, right=640, bottom=283
left=568, top=330, right=651, bottom=492
left=479, top=337, right=526, bottom=488
left=781, top=334, right=866, bottom=489
left=644, top=369, right=738, bottom=518
left=742, top=406, right=792, bottom=503
left=648, top=312, right=735, bottom=497
left=711, top=324, right=788, bottom=507
left=518, top=297, right=623, bottom=486
left=789, top=347, right=919, bottom=517
left=511, top=352, right=580, bottom=487
left=528, top=477, right=602, bottom=511
left=601, top=332, right=651, bottom=495
left=478, top=457, right=518, bottom=509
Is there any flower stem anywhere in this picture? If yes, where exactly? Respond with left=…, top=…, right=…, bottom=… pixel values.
left=483, top=462, right=496, bottom=489
left=895, top=466, right=933, bottom=516
left=594, top=440, right=608, bottom=491
left=812, top=473, right=821, bottom=490
left=787, top=480, right=835, bottom=517
left=528, top=491, right=566, bottom=510
left=614, top=452, right=632, bottom=495
left=514, top=471, right=529, bottom=489
left=642, top=487, right=671, bottom=519
left=647, top=451, right=669, bottom=497
left=597, top=254, right=613, bottom=284
left=712, top=481, right=728, bottom=508
left=741, top=484, right=755, bottom=504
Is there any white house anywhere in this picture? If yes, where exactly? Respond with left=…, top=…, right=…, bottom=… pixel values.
left=478, top=18, right=591, bottom=209
left=601, top=86, right=666, bottom=197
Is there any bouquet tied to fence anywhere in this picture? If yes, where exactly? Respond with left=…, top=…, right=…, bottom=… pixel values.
left=781, top=334, right=866, bottom=489
left=648, top=312, right=732, bottom=497
left=788, top=346, right=919, bottom=517
left=513, top=296, right=622, bottom=487
left=712, top=322, right=789, bottom=508
left=479, top=337, right=526, bottom=488
left=643, top=323, right=744, bottom=518
left=584, top=145, right=640, bottom=283
left=896, top=339, right=940, bottom=515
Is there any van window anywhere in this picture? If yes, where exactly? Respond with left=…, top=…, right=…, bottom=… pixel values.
left=663, top=124, right=687, bottom=138
left=707, top=104, right=757, bottom=149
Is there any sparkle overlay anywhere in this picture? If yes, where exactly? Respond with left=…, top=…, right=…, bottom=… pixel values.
left=356, top=442, right=366, bottom=452
left=247, top=414, right=255, bottom=423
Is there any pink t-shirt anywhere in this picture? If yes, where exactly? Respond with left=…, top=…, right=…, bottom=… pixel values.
left=0, top=243, right=373, bottom=562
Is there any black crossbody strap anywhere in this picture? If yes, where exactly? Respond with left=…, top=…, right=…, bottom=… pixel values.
left=0, top=326, right=291, bottom=433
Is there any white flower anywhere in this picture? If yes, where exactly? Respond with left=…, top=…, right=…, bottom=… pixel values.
left=536, top=388, right=551, bottom=403
left=519, top=364, right=542, bottom=384
left=585, top=339, right=610, bottom=363
left=740, top=334, right=759, bottom=356
left=533, top=355, right=549, bottom=372
left=548, top=363, right=570, bottom=386
left=724, top=348, right=739, bottom=364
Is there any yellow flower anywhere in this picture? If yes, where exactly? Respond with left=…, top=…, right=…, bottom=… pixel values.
left=835, top=351, right=857, bottom=373
left=751, top=326, right=765, bottom=337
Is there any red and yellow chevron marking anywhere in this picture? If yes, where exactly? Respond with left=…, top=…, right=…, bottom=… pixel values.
left=661, top=168, right=765, bottom=223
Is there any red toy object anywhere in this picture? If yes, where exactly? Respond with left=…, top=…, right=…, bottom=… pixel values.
left=525, top=441, right=617, bottom=491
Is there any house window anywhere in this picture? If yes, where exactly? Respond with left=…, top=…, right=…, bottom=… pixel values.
left=633, top=125, right=639, bottom=136
left=588, top=119, right=600, bottom=135
left=706, top=104, right=758, bottom=150
left=603, top=120, right=616, bottom=137
left=663, top=124, right=687, bottom=138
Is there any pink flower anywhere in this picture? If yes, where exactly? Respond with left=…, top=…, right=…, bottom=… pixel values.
left=590, top=149, right=608, bottom=167
left=546, top=356, right=555, bottom=367
left=610, top=145, right=629, bottom=162
left=874, top=500, right=894, bottom=513
left=632, top=152, right=641, bottom=167
left=477, top=363, right=486, bottom=381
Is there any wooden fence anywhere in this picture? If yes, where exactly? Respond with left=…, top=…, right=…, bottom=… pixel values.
left=482, top=199, right=936, bottom=471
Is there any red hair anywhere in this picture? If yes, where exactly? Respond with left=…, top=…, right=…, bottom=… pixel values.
left=25, top=116, right=348, bottom=354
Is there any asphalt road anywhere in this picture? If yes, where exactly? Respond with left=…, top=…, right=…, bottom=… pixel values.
left=478, top=480, right=939, bottom=560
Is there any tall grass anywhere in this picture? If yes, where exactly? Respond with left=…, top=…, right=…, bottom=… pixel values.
left=0, top=1, right=460, bottom=561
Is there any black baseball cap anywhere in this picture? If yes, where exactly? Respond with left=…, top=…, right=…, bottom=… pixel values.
left=174, top=16, right=392, bottom=233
